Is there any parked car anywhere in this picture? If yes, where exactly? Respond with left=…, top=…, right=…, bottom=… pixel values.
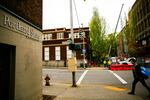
left=110, top=57, right=118, bottom=64
left=119, top=60, right=132, bottom=64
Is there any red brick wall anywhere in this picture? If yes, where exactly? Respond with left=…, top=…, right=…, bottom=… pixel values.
left=50, top=46, right=55, bottom=60
left=61, top=46, right=66, bottom=60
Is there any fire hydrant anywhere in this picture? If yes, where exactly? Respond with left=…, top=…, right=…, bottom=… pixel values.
left=45, top=74, right=50, bottom=86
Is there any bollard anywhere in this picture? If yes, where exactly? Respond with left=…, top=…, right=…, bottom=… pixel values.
left=45, top=74, right=50, bottom=86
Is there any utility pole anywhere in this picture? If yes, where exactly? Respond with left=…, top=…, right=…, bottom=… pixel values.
left=83, top=32, right=86, bottom=69
left=81, top=24, right=86, bottom=69
left=70, top=0, right=77, bottom=87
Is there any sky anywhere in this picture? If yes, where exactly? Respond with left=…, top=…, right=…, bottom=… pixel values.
left=43, top=0, right=136, bottom=33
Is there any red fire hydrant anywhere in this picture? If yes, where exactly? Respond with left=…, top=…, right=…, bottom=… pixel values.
left=45, top=74, right=50, bottom=86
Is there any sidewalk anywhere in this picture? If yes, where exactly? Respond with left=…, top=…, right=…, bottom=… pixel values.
left=43, top=66, right=108, bottom=70
left=86, top=67, right=108, bottom=70
left=43, top=83, right=145, bottom=100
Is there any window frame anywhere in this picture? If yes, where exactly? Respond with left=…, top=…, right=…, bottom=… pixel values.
left=55, top=47, right=61, bottom=60
left=44, top=47, right=49, bottom=61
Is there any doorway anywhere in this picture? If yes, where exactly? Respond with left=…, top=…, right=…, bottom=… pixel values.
left=0, top=43, right=15, bottom=100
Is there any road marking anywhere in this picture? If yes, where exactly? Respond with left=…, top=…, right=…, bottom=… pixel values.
left=76, top=70, right=88, bottom=85
left=109, top=70, right=127, bottom=85
left=105, top=85, right=128, bottom=91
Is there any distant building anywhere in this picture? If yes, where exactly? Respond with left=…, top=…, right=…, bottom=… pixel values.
left=0, top=0, right=42, bottom=100
left=117, top=28, right=125, bottom=59
left=117, top=25, right=129, bottom=60
left=42, top=27, right=90, bottom=67
left=128, top=0, right=150, bottom=56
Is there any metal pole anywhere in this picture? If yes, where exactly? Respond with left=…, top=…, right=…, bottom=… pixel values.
left=81, top=24, right=86, bottom=69
left=70, top=0, right=77, bottom=87
left=83, top=35, right=85, bottom=69
left=72, top=72, right=76, bottom=86
left=70, top=0, right=74, bottom=44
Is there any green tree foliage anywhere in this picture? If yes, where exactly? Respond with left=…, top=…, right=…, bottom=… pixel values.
left=107, top=33, right=117, bottom=57
left=89, top=7, right=108, bottom=59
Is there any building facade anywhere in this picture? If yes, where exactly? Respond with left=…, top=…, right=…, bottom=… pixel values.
left=42, top=27, right=90, bottom=67
left=117, top=25, right=129, bottom=60
left=128, top=0, right=150, bottom=56
left=0, top=0, right=42, bottom=100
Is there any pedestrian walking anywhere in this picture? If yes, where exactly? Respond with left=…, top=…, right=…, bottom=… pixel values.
left=128, top=57, right=150, bottom=97
left=103, top=60, right=106, bottom=67
left=107, top=60, right=111, bottom=69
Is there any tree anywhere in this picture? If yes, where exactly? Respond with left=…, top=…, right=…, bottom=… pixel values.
left=107, top=33, right=117, bottom=57
left=89, top=7, right=108, bottom=61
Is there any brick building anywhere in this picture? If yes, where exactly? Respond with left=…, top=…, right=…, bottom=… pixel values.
left=128, top=0, right=150, bottom=56
left=42, top=27, right=90, bottom=67
left=117, top=25, right=129, bottom=60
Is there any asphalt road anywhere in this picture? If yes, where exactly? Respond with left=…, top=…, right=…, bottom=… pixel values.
left=42, top=68, right=150, bottom=100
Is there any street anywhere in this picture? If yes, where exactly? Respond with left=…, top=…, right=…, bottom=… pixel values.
left=42, top=68, right=150, bottom=100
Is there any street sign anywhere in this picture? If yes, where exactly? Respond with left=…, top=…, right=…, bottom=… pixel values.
left=82, top=49, right=86, bottom=54
left=68, top=57, right=77, bottom=72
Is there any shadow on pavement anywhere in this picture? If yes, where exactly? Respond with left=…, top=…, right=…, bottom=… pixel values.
left=43, top=95, right=56, bottom=100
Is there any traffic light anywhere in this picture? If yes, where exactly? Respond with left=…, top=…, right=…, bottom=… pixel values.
left=69, top=43, right=81, bottom=51
left=69, top=43, right=75, bottom=50
left=74, top=44, right=81, bottom=51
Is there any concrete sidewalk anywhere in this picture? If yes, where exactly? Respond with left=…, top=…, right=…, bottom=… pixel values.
left=43, top=83, right=145, bottom=100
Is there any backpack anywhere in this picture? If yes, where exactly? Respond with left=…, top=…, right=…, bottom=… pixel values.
left=141, top=67, right=150, bottom=79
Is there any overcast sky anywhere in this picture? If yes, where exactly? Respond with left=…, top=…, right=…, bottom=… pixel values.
left=43, top=0, right=135, bottom=33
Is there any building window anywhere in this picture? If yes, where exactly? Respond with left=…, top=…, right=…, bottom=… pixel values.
left=68, top=33, right=80, bottom=39
left=48, top=34, right=52, bottom=40
left=43, top=34, right=48, bottom=40
left=57, top=33, right=64, bottom=39
left=67, top=46, right=72, bottom=59
left=75, top=32, right=80, bottom=38
left=55, top=47, right=60, bottom=60
left=44, top=47, right=49, bottom=61
left=74, top=33, right=76, bottom=38
left=69, top=34, right=71, bottom=38
left=43, top=34, right=52, bottom=40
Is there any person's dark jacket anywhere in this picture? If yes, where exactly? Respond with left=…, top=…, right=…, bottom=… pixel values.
left=132, top=64, right=148, bottom=80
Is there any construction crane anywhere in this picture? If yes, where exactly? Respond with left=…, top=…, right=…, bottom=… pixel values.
left=108, top=3, right=124, bottom=57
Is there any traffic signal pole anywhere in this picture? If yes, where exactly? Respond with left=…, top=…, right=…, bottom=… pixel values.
left=83, top=33, right=85, bottom=69
left=70, top=0, right=77, bottom=87
left=81, top=24, right=86, bottom=69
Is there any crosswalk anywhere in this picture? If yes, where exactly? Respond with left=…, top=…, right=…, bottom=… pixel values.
left=42, top=68, right=129, bottom=86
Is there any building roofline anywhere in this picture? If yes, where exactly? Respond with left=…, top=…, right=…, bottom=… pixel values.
left=43, top=27, right=89, bottom=33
